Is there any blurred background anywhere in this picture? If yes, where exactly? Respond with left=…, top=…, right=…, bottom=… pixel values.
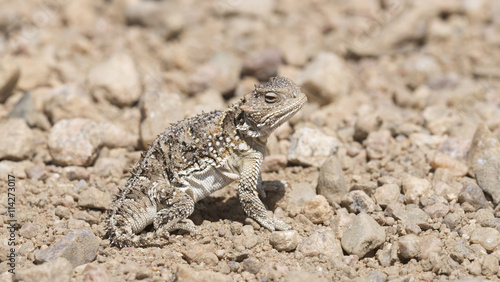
left=1, top=0, right=499, bottom=152
left=2, top=1, right=500, bottom=281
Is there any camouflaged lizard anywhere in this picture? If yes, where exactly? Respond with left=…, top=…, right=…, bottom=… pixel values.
left=105, top=76, right=307, bottom=247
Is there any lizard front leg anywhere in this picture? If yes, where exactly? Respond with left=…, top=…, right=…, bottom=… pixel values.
left=238, top=154, right=290, bottom=231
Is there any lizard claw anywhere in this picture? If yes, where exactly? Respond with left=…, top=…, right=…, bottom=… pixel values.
left=255, top=217, right=290, bottom=231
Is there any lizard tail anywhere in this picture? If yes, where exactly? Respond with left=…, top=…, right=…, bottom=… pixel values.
left=105, top=199, right=158, bottom=248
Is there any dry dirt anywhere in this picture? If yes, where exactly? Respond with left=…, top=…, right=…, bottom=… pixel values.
left=1, top=0, right=500, bottom=281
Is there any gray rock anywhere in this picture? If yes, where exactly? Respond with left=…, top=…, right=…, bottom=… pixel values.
left=269, top=230, right=300, bottom=252
left=467, top=259, right=483, bottom=276
left=475, top=156, right=500, bottom=205
left=83, top=265, right=110, bottom=282
left=14, top=257, right=73, bottom=282
left=48, top=118, right=102, bottom=166
left=287, top=127, right=339, bottom=167
left=189, top=89, right=225, bottom=118
left=217, top=0, right=276, bottom=17
left=175, top=264, right=231, bottom=282
left=63, top=166, right=90, bottom=181
left=19, top=223, right=40, bottom=239
left=348, top=3, right=452, bottom=57
left=88, top=52, right=141, bottom=107
left=475, top=209, right=497, bottom=227
left=377, top=176, right=402, bottom=186
left=188, top=52, right=242, bottom=94
left=0, top=66, right=20, bottom=103
left=398, top=234, right=421, bottom=260
left=468, top=124, right=500, bottom=175
left=303, top=195, right=333, bottom=224
left=365, top=130, right=392, bottom=160
left=98, top=122, right=138, bottom=149
left=317, top=156, right=347, bottom=205
left=376, top=244, right=396, bottom=267
left=391, top=205, right=430, bottom=228
left=470, top=227, right=500, bottom=252
left=331, top=208, right=355, bottom=238
left=282, top=182, right=316, bottom=214
left=341, top=213, right=386, bottom=258
left=199, top=252, right=219, bottom=267
left=431, top=136, right=470, bottom=176
left=402, top=174, right=431, bottom=204
left=242, top=257, right=261, bottom=274
left=262, top=154, right=287, bottom=172
left=467, top=125, right=500, bottom=204
left=182, top=242, right=216, bottom=264
left=78, top=187, right=112, bottom=210
left=458, top=181, right=488, bottom=210
left=353, top=112, right=381, bottom=142
left=374, top=184, right=400, bottom=208
left=463, top=0, right=494, bottom=23
left=27, top=165, right=48, bottom=181
left=8, top=91, right=49, bottom=129
left=418, top=234, right=443, bottom=261
left=341, top=190, right=377, bottom=214
left=0, top=118, right=34, bottom=160
left=125, top=1, right=186, bottom=38
left=284, top=271, right=329, bottom=282
left=140, top=90, right=184, bottom=148
left=0, top=160, right=29, bottom=179
left=242, top=48, right=282, bottom=81
left=297, top=230, right=343, bottom=258
left=34, top=228, right=99, bottom=267
left=44, top=84, right=104, bottom=124
left=443, top=213, right=462, bottom=230
left=450, top=239, right=475, bottom=263
left=93, top=157, right=127, bottom=178
left=16, top=57, right=51, bottom=91
left=481, top=254, right=499, bottom=277
left=227, top=261, right=239, bottom=272
left=423, top=202, right=449, bottom=219
left=400, top=55, right=442, bottom=90
left=297, top=52, right=350, bottom=105
left=365, top=271, right=388, bottom=282
left=125, top=1, right=163, bottom=27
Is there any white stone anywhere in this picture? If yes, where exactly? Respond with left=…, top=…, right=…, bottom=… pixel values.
left=287, top=127, right=339, bottom=167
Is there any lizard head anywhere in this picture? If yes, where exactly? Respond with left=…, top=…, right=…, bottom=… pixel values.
left=238, top=76, right=307, bottom=137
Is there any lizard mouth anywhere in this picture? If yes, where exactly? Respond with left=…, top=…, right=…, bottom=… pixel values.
left=264, top=93, right=308, bottom=129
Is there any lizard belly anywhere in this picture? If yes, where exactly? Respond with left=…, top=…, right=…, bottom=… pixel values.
left=180, top=163, right=239, bottom=202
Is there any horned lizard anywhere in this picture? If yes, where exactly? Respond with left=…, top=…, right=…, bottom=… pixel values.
left=105, top=76, right=307, bottom=247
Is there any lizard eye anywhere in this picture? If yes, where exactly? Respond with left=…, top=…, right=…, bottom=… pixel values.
left=264, top=92, right=278, bottom=103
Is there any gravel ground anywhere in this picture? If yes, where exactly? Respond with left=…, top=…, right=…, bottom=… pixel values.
left=1, top=0, right=500, bottom=281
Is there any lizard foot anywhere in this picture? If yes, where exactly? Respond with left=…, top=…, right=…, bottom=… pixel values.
left=255, top=216, right=291, bottom=231
left=156, top=219, right=199, bottom=238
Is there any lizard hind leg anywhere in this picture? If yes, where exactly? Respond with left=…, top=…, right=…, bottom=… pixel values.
left=153, top=190, right=198, bottom=238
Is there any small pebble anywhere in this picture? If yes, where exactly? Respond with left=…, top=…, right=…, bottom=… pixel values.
left=317, top=156, right=347, bottom=205
left=269, top=230, right=300, bottom=252
left=341, top=213, right=386, bottom=258
left=341, top=190, right=377, bottom=214
left=402, top=174, right=431, bottom=204
left=48, top=118, right=102, bottom=166
left=365, top=130, right=392, bottom=160
left=398, top=234, right=421, bottom=260
left=470, top=227, right=500, bottom=252
left=287, top=127, right=339, bottom=167
left=297, top=230, right=343, bottom=258
left=303, top=195, right=333, bottom=224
